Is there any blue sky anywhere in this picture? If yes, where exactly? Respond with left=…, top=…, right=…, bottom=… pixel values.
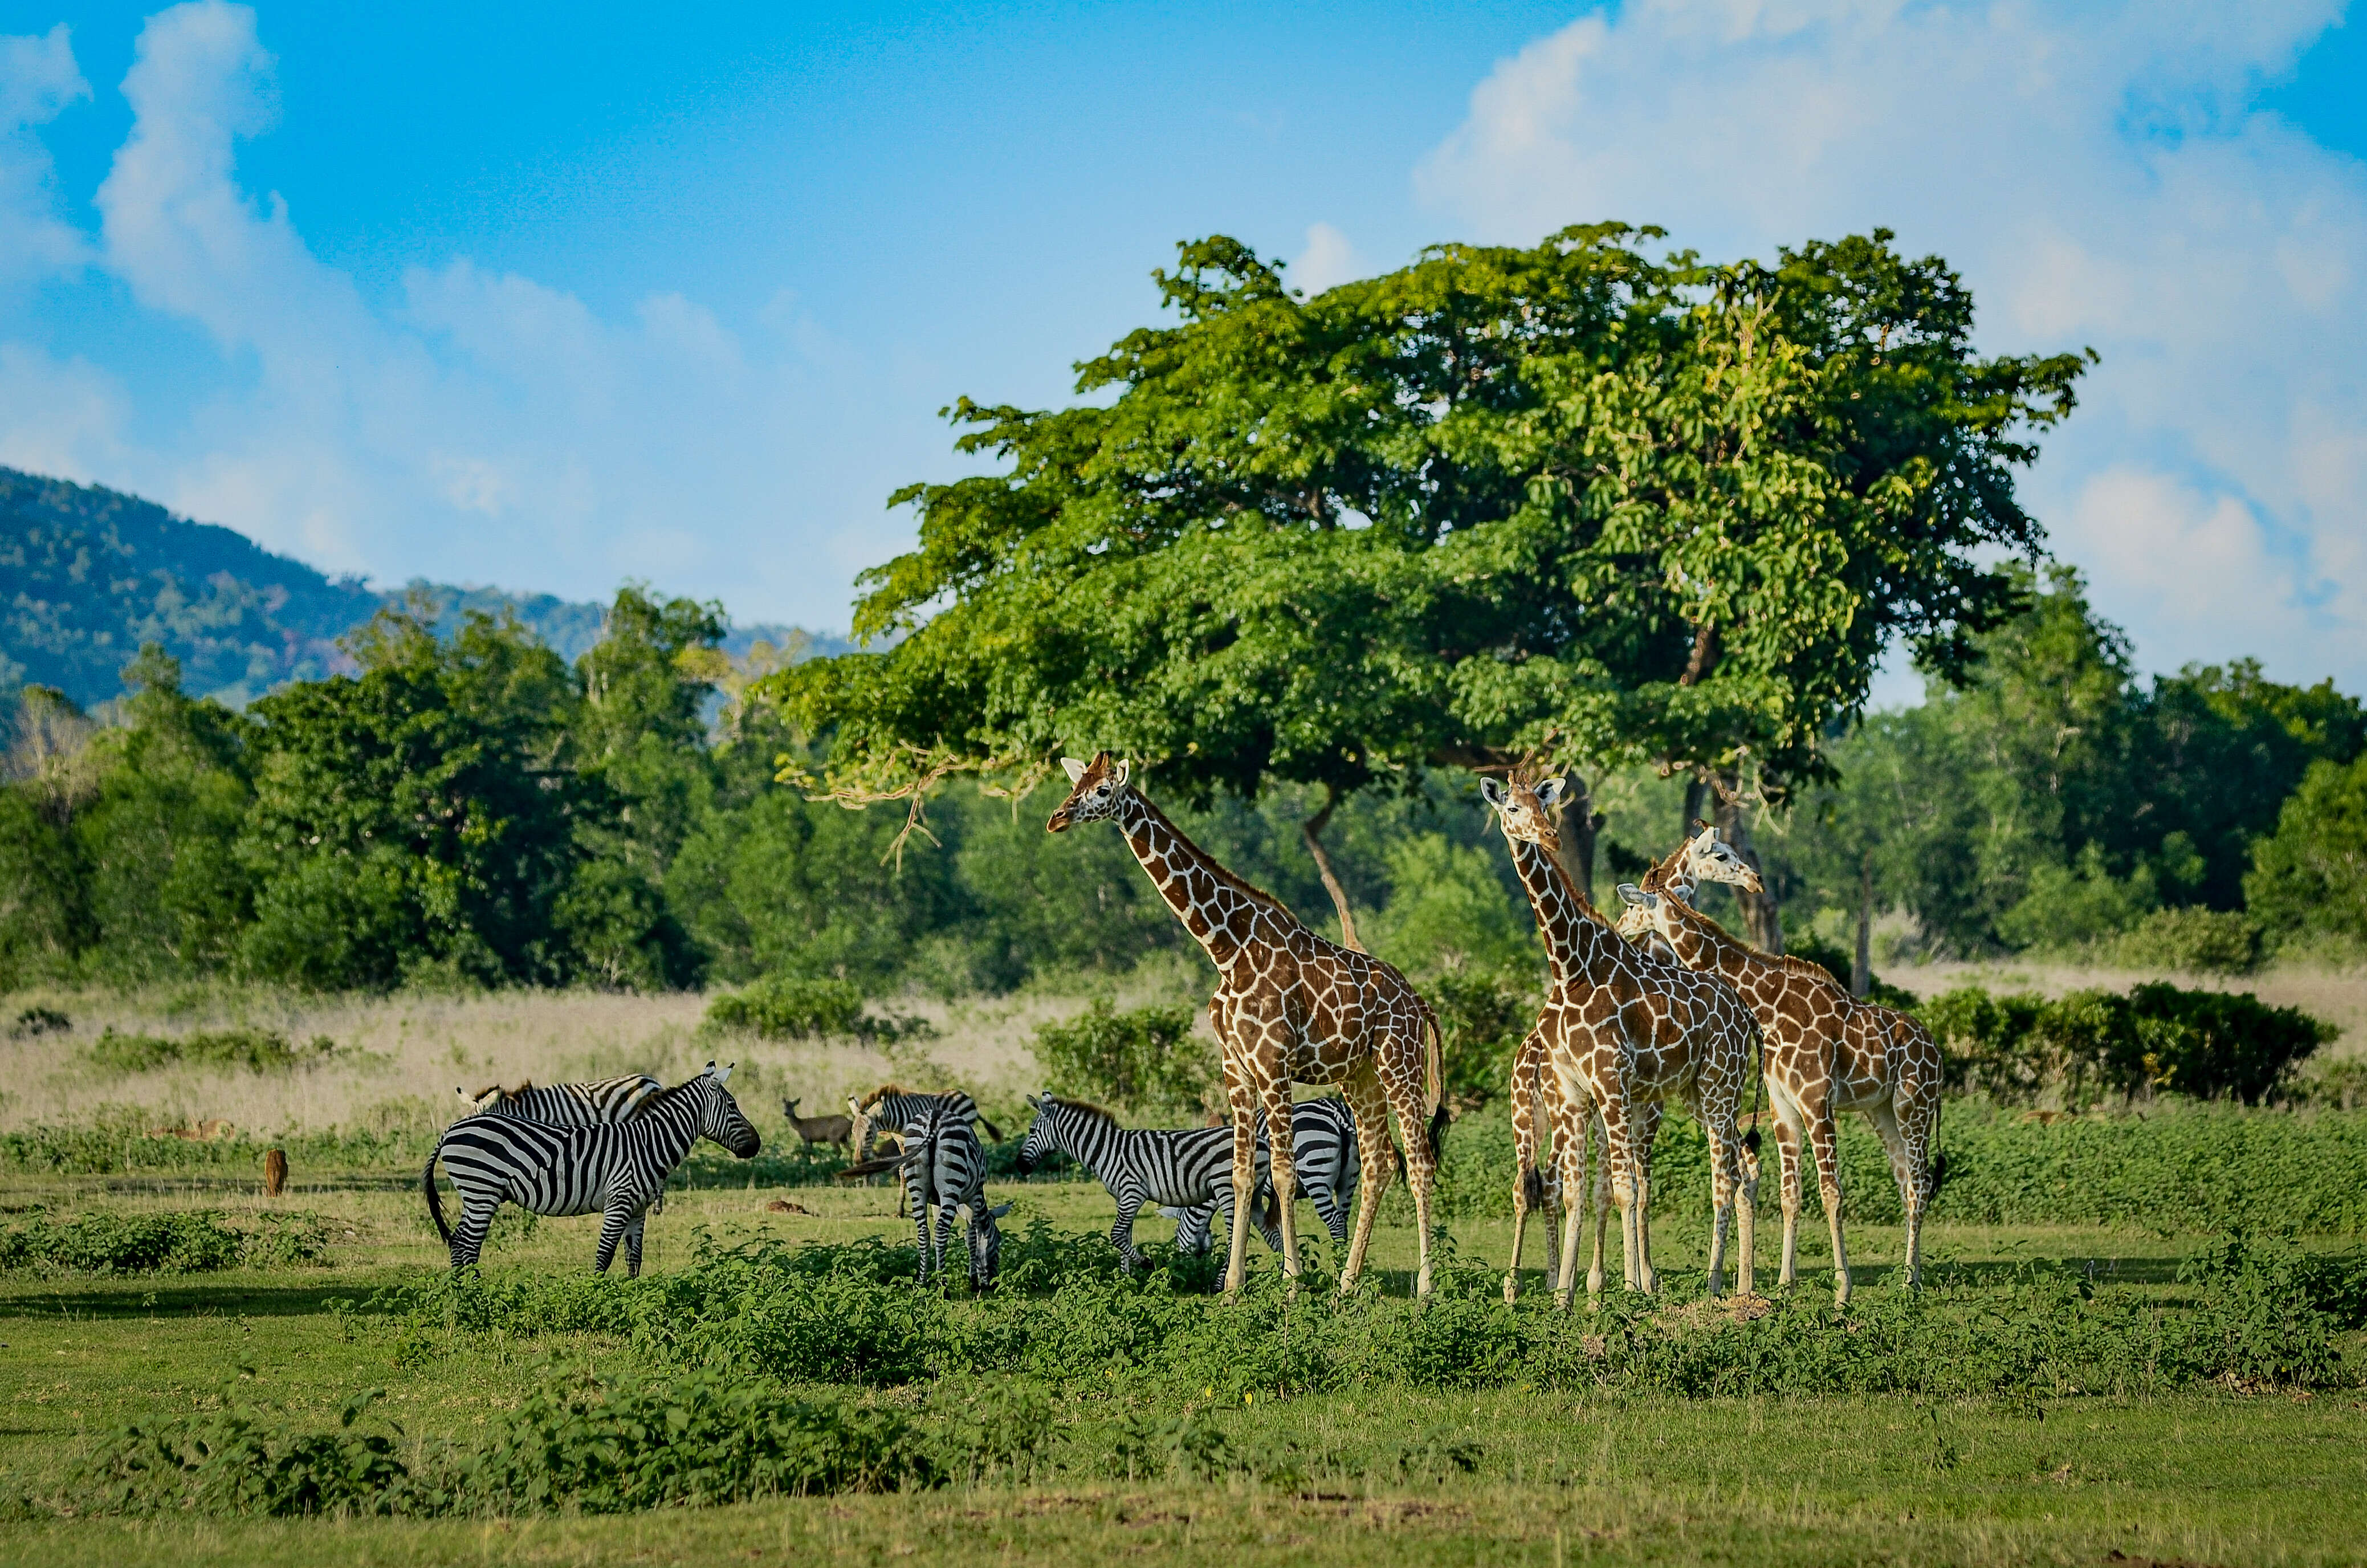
left=2, top=1, right=2364, bottom=700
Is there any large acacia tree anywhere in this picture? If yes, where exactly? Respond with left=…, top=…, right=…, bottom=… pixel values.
left=771, top=225, right=2087, bottom=949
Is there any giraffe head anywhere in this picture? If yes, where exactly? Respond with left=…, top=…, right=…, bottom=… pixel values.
left=1047, top=751, right=1132, bottom=832
left=1677, top=820, right=1762, bottom=894
left=1613, top=861, right=1679, bottom=944
left=1478, top=773, right=1566, bottom=856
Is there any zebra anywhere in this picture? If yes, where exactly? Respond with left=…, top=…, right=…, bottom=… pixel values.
left=848, top=1083, right=1004, bottom=1160
left=898, top=1099, right=1012, bottom=1290
left=1163, top=1096, right=1362, bottom=1256
left=457, top=1074, right=663, bottom=1125
left=423, top=1061, right=760, bottom=1276
left=1016, top=1092, right=1281, bottom=1272
left=458, top=1072, right=671, bottom=1213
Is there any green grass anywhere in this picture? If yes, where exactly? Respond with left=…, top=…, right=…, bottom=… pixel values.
left=3, top=1158, right=2364, bottom=1564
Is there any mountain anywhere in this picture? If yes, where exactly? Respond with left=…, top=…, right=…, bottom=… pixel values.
left=0, top=467, right=845, bottom=710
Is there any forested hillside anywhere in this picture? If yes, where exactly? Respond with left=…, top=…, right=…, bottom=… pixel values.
left=0, top=467, right=833, bottom=708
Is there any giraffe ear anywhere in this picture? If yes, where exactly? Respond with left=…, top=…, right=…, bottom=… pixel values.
left=1478, top=777, right=1506, bottom=807
left=1692, top=822, right=1721, bottom=848
left=1113, top=759, right=1131, bottom=787
left=1616, top=882, right=1650, bottom=908
left=1536, top=777, right=1567, bottom=809
left=1061, top=757, right=1088, bottom=783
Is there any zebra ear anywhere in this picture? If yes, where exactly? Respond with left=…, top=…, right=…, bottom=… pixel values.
left=986, top=1202, right=1014, bottom=1218
left=1025, top=1093, right=1041, bottom=1109
left=714, top=1062, right=735, bottom=1085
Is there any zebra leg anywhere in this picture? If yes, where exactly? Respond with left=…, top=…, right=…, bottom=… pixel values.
left=453, top=1198, right=499, bottom=1269
left=625, top=1212, right=647, bottom=1280
left=935, top=1202, right=958, bottom=1286
left=911, top=1184, right=934, bottom=1283
left=1110, top=1190, right=1148, bottom=1272
left=595, top=1205, right=631, bottom=1274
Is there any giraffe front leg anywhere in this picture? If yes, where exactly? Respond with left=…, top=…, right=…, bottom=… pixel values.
left=1767, top=1085, right=1807, bottom=1290
left=1338, top=1061, right=1394, bottom=1297
left=1698, top=1095, right=1741, bottom=1300
left=1629, top=1099, right=1662, bottom=1295
left=1221, top=1059, right=1259, bottom=1298
left=1261, top=1078, right=1302, bottom=1292
left=1505, top=1153, right=1533, bottom=1306
left=1587, top=1111, right=1610, bottom=1297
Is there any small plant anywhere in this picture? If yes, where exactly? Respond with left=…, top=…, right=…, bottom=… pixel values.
left=85, top=1026, right=340, bottom=1075
left=0, top=1209, right=331, bottom=1274
left=1030, top=1000, right=1214, bottom=1121
left=7, top=1005, right=70, bottom=1039
left=705, top=976, right=929, bottom=1044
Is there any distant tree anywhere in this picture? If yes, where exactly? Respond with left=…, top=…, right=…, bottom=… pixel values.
left=2245, top=755, right=2367, bottom=954
left=771, top=226, right=2087, bottom=951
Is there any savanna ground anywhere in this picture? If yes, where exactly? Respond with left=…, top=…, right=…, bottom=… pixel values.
left=3, top=968, right=2365, bottom=1566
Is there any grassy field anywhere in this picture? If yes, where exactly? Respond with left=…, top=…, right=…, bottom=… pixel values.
left=3, top=980, right=2365, bottom=1565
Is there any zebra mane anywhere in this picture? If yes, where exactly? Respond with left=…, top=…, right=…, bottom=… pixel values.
left=1049, top=1095, right=1121, bottom=1126
left=647, top=1073, right=715, bottom=1111
left=864, top=1082, right=912, bottom=1104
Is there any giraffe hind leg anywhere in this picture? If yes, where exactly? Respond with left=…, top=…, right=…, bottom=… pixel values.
left=1337, top=1062, right=1394, bottom=1297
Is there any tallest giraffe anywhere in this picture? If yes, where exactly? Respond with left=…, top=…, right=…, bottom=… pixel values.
left=1048, top=752, right=1446, bottom=1298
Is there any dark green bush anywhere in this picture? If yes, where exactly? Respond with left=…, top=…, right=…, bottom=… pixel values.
left=1780, top=934, right=1917, bottom=1008
left=85, top=1025, right=340, bottom=1074
left=79, top=1389, right=415, bottom=1518
left=703, top=975, right=926, bottom=1043
left=0, top=1209, right=330, bottom=1273
left=1029, top=1000, right=1214, bottom=1121
left=0, top=1113, right=432, bottom=1176
left=1920, top=981, right=2335, bottom=1105
left=8, top=1005, right=70, bottom=1038
left=1425, top=964, right=1535, bottom=1110
left=2111, top=906, right=2264, bottom=974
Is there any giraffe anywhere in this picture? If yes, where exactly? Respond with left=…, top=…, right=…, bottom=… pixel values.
left=1480, top=774, right=1758, bottom=1303
left=1505, top=820, right=1773, bottom=1303
left=1048, top=754, right=1447, bottom=1297
left=1615, top=845, right=1945, bottom=1301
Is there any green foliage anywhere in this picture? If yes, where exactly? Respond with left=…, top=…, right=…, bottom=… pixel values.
left=1423, top=964, right=1537, bottom=1110
left=1362, top=833, right=1538, bottom=978
left=1921, top=982, right=2336, bottom=1106
left=1780, top=931, right=1916, bottom=1007
left=0, top=1107, right=438, bottom=1176
left=2109, top=906, right=2265, bottom=975
left=702, top=975, right=926, bottom=1044
left=8, top=1004, right=69, bottom=1037
left=85, top=1024, right=340, bottom=1074
left=2246, top=753, right=2367, bottom=954
left=776, top=227, right=2086, bottom=825
left=0, top=1209, right=329, bottom=1273
left=1029, top=1001, right=1214, bottom=1121
left=78, top=1387, right=416, bottom=1518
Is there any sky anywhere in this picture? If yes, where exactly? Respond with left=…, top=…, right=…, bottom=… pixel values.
left=0, top=1, right=2362, bottom=704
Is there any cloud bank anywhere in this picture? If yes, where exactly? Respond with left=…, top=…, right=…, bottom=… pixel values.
left=1418, top=0, right=2367, bottom=694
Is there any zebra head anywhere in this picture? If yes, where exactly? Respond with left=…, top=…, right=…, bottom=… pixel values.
left=697, top=1062, right=763, bottom=1158
left=1016, top=1093, right=1064, bottom=1174
left=966, top=1199, right=1015, bottom=1290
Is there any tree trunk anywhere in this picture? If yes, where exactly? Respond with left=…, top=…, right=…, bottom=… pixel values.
left=1682, top=777, right=1710, bottom=840
left=1550, top=773, right=1604, bottom=909
left=1852, top=850, right=1874, bottom=999
left=1713, top=779, right=1783, bottom=954
left=1302, top=788, right=1364, bottom=952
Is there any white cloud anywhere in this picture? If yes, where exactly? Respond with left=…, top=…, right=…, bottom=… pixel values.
left=0, top=0, right=924, bottom=628
left=1419, top=0, right=2367, bottom=695
left=1290, top=222, right=1363, bottom=296
left=0, top=24, right=91, bottom=291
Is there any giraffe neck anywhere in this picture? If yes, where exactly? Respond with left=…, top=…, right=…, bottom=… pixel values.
left=1113, top=789, right=1278, bottom=969
left=1505, top=834, right=1627, bottom=992
left=1661, top=896, right=1758, bottom=984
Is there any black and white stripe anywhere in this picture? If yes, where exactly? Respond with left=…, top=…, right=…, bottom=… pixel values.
left=424, top=1062, right=760, bottom=1276
left=899, top=1100, right=1012, bottom=1289
left=1018, top=1093, right=1281, bottom=1271
left=458, top=1074, right=664, bottom=1125
left=1164, top=1097, right=1362, bottom=1256
left=849, top=1088, right=1004, bottom=1160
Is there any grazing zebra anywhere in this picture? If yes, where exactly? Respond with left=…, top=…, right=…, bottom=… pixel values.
left=424, top=1062, right=760, bottom=1276
left=1164, top=1097, right=1362, bottom=1255
left=898, top=1099, right=1012, bottom=1289
left=1017, top=1093, right=1281, bottom=1271
left=848, top=1084, right=1004, bottom=1159
left=458, top=1074, right=664, bottom=1124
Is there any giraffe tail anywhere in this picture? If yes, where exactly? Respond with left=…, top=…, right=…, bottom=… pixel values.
left=1421, top=1000, right=1444, bottom=1119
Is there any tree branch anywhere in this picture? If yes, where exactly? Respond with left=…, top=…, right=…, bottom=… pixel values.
left=1302, top=785, right=1364, bottom=952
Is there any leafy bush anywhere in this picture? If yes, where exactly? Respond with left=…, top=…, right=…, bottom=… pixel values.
left=1920, top=981, right=2335, bottom=1105
left=0, top=1109, right=437, bottom=1176
left=0, top=1209, right=330, bottom=1273
left=8, top=1005, right=70, bottom=1038
left=2110, top=906, right=2263, bottom=975
left=1425, top=964, right=1535, bottom=1110
left=1030, top=1000, right=1214, bottom=1121
left=365, top=1226, right=2366, bottom=1400
left=85, top=1025, right=340, bottom=1074
left=703, top=975, right=926, bottom=1043
left=1780, top=933, right=1917, bottom=1008
left=79, top=1388, right=416, bottom=1518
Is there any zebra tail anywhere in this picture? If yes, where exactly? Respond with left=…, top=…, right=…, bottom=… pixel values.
left=422, top=1147, right=451, bottom=1248
left=976, top=1111, right=1005, bottom=1143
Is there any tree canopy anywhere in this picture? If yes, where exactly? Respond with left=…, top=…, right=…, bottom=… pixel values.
left=771, top=226, right=2090, bottom=850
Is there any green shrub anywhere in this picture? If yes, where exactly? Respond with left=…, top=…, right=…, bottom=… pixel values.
left=0, top=1110, right=436, bottom=1176
left=0, top=1209, right=330, bottom=1273
left=79, top=1389, right=416, bottom=1518
left=1919, top=981, right=2335, bottom=1105
left=1781, top=933, right=1917, bottom=1008
left=7, top=1005, right=70, bottom=1038
left=1029, top=1000, right=1214, bottom=1121
left=85, top=1025, right=339, bottom=1074
left=703, top=975, right=926, bottom=1043
left=1425, top=964, right=1535, bottom=1110
left=2111, top=906, right=2264, bottom=974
